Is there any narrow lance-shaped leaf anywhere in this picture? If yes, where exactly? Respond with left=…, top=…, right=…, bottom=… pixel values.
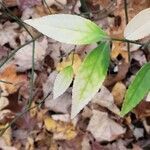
left=53, top=66, right=73, bottom=99
left=71, top=42, right=110, bottom=118
left=121, top=63, right=150, bottom=116
left=124, top=8, right=150, bottom=40
left=24, top=14, right=108, bottom=45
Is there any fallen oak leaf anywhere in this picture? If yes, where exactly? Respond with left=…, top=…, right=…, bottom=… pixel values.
left=58, top=132, right=83, bottom=150
left=17, top=0, right=42, bottom=10
left=0, top=46, right=10, bottom=60
left=87, top=110, right=126, bottom=142
left=112, top=82, right=126, bottom=107
left=134, top=101, right=150, bottom=119
left=111, top=41, right=128, bottom=63
left=44, top=0, right=67, bottom=7
left=14, top=37, right=48, bottom=71
left=0, top=65, right=27, bottom=96
left=92, top=86, right=120, bottom=115
left=0, top=97, right=9, bottom=110
left=0, top=124, right=12, bottom=146
left=0, top=22, right=19, bottom=49
left=44, top=116, right=77, bottom=140
left=104, top=62, right=129, bottom=87
left=0, top=110, right=15, bottom=124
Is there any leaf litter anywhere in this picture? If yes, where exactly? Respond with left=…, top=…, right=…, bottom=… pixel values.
left=0, top=0, right=149, bottom=149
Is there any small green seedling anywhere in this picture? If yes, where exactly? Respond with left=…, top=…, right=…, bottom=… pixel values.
left=24, top=8, right=150, bottom=118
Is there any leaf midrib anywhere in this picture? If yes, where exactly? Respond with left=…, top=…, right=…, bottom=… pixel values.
left=78, top=45, right=107, bottom=101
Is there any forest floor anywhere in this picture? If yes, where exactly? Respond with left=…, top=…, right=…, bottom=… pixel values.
left=0, top=0, right=150, bottom=149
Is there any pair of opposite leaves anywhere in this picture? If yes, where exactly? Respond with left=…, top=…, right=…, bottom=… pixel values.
left=24, top=8, right=150, bottom=118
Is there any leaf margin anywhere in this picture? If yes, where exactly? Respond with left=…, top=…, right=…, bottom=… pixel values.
left=121, top=62, right=150, bottom=116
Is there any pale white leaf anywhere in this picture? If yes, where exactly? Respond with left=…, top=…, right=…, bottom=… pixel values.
left=124, top=8, right=150, bottom=40
left=24, top=14, right=108, bottom=45
left=53, top=66, right=73, bottom=99
left=71, top=42, right=110, bottom=119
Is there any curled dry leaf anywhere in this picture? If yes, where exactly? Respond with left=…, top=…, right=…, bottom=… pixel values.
left=43, top=71, right=56, bottom=95
left=51, top=114, right=70, bottom=122
left=81, top=135, right=91, bottom=150
left=106, top=139, right=128, bottom=150
left=92, top=86, right=120, bottom=115
left=0, top=22, right=19, bottom=48
left=134, top=101, right=150, bottom=119
left=44, top=0, right=67, bottom=7
left=0, top=124, right=12, bottom=146
left=131, top=50, right=147, bottom=66
left=0, top=97, right=9, bottom=110
left=44, top=116, right=77, bottom=140
left=0, top=138, right=17, bottom=150
left=21, top=7, right=41, bottom=20
left=0, top=110, right=15, bottom=124
left=111, top=42, right=128, bottom=63
left=2, top=0, right=17, bottom=7
left=0, top=65, right=27, bottom=95
left=104, top=62, right=129, bottom=87
left=14, top=37, right=48, bottom=71
left=45, top=91, right=72, bottom=114
left=17, top=0, right=41, bottom=10
left=0, top=46, right=10, bottom=60
left=133, top=128, right=144, bottom=140
left=87, top=110, right=126, bottom=142
left=112, top=82, right=126, bottom=106
left=58, top=132, right=83, bottom=150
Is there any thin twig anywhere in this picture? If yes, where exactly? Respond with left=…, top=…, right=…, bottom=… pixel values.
left=71, top=0, right=78, bottom=14
left=0, top=91, right=51, bottom=136
left=143, top=40, right=150, bottom=51
left=0, top=80, right=13, bottom=84
left=80, top=0, right=90, bottom=18
left=71, top=46, right=76, bottom=66
left=111, top=38, right=143, bottom=46
left=1, top=2, right=36, bottom=108
left=124, top=0, right=130, bottom=62
left=0, top=35, right=42, bottom=69
left=42, top=0, right=52, bottom=14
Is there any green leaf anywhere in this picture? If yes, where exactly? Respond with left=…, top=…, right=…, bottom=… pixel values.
left=71, top=42, right=110, bottom=118
left=121, top=63, right=150, bottom=116
left=53, top=66, right=73, bottom=99
left=24, top=14, right=108, bottom=45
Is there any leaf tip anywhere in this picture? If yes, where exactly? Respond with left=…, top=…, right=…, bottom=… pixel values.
left=119, top=111, right=125, bottom=118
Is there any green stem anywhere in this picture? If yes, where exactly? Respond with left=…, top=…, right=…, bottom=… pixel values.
left=111, top=38, right=143, bottom=46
